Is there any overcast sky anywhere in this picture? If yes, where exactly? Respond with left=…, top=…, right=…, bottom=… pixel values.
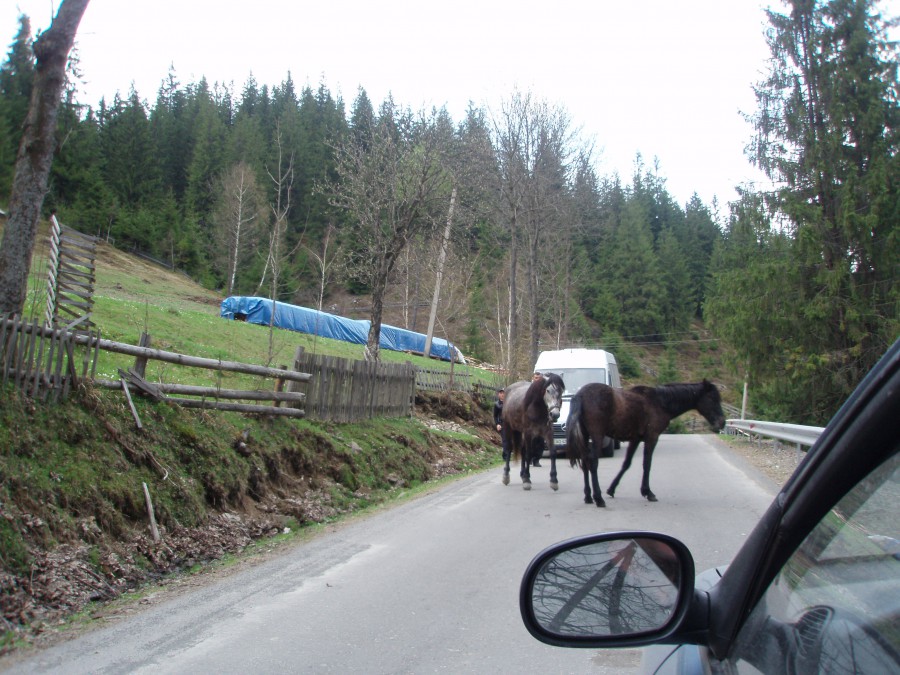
left=4, top=1, right=898, bottom=208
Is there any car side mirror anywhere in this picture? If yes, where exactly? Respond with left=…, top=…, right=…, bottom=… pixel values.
left=520, top=532, right=695, bottom=648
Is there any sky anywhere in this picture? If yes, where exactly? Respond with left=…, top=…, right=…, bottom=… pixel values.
left=3, top=1, right=897, bottom=209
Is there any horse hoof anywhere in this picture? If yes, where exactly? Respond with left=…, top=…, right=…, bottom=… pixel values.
left=595, top=498, right=606, bottom=508
left=502, top=473, right=510, bottom=486
left=550, top=481, right=559, bottom=491
left=584, top=496, right=593, bottom=504
left=606, top=489, right=616, bottom=498
left=523, top=482, right=532, bottom=491
left=645, top=493, right=658, bottom=502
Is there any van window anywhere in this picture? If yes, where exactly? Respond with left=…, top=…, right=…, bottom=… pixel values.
left=547, top=368, right=607, bottom=396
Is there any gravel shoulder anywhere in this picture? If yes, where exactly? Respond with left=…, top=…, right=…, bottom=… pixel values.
left=713, top=431, right=806, bottom=491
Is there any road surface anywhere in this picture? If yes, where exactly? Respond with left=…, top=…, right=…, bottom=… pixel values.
left=4, top=434, right=779, bottom=675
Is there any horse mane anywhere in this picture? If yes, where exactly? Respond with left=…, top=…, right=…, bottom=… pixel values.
left=652, top=380, right=717, bottom=416
left=522, top=377, right=548, bottom=414
left=522, top=372, right=565, bottom=417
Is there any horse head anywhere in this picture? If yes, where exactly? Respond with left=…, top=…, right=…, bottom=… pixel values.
left=523, top=372, right=565, bottom=423
left=542, top=373, right=565, bottom=422
left=698, top=380, right=726, bottom=431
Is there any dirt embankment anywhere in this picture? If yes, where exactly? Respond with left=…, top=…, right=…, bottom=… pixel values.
left=0, top=389, right=500, bottom=656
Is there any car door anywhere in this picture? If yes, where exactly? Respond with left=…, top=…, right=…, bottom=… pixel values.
left=720, top=450, right=900, bottom=673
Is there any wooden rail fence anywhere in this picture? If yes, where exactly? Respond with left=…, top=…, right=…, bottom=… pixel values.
left=2, top=320, right=499, bottom=423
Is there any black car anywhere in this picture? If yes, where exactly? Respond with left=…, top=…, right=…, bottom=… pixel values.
left=520, top=339, right=899, bottom=674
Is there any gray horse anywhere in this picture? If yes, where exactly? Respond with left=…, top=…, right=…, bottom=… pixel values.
left=501, top=373, right=565, bottom=490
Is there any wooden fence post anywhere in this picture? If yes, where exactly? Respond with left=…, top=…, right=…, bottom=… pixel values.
left=133, top=332, right=151, bottom=378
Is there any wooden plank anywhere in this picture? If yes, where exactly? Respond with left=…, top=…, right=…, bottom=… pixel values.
left=30, top=321, right=48, bottom=398
left=120, top=377, right=143, bottom=430
left=61, top=334, right=78, bottom=399
left=167, top=398, right=306, bottom=418
left=91, top=328, right=101, bottom=380
left=56, top=276, right=95, bottom=294
left=92, top=379, right=306, bottom=403
left=57, top=259, right=95, bottom=278
left=58, top=232, right=98, bottom=252
left=23, top=319, right=37, bottom=394
left=43, top=328, right=59, bottom=402
left=60, top=227, right=98, bottom=245
left=133, top=332, right=150, bottom=378
left=51, top=329, right=66, bottom=403
left=56, top=302, right=92, bottom=318
left=14, top=317, right=29, bottom=390
left=57, top=245, right=96, bottom=267
left=118, top=368, right=164, bottom=401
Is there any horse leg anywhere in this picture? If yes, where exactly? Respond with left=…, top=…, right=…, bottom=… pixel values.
left=521, top=437, right=532, bottom=490
left=589, top=456, right=605, bottom=507
left=548, top=432, right=558, bottom=491
left=582, top=465, right=593, bottom=504
left=607, top=440, right=640, bottom=498
left=501, top=431, right=511, bottom=485
left=521, top=452, right=532, bottom=490
left=640, top=439, right=658, bottom=502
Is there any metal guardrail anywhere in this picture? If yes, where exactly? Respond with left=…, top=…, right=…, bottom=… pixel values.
left=726, top=418, right=825, bottom=450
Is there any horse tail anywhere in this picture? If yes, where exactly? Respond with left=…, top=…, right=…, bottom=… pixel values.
left=567, top=393, right=587, bottom=469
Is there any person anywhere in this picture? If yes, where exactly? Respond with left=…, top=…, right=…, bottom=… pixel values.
left=531, top=372, right=544, bottom=467
left=493, top=388, right=510, bottom=464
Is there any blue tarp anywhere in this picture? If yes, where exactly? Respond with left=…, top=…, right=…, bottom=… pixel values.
left=220, top=296, right=464, bottom=363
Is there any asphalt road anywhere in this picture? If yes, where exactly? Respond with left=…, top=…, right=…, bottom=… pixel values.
left=4, top=434, right=779, bottom=675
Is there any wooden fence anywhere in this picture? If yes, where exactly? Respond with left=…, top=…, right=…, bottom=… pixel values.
left=1, top=319, right=501, bottom=423
left=0, top=316, right=99, bottom=402
left=293, top=349, right=415, bottom=422
left=44, top=216, right=97, bottom=329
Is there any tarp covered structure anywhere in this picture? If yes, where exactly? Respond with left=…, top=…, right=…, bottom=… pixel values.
left=220, top=296, right=465, bottom=363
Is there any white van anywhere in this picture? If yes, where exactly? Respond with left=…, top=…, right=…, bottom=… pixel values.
left=533, top=348, right=622, bottom=457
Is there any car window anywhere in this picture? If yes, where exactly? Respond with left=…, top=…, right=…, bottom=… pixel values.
left=727, top=450, right=900, bottom=674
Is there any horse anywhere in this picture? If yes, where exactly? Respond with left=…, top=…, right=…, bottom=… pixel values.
left=566, top=380, right=725, bottom=506
left=500, top=372, right=565, bottom=490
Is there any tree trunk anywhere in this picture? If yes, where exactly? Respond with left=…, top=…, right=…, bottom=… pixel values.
left=424, top=186, right=455, bottom=359
left=0, top=0, right=90, bottom=316
left=365, top=273, right=387, bottom=362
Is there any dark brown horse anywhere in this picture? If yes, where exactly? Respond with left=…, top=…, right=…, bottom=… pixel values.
left=501, top=373, right=565, bottom=490
left=566, top=380, right=725, bottom=506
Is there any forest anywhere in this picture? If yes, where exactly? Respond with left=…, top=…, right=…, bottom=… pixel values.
left=0, top=0, right=897, bottom=425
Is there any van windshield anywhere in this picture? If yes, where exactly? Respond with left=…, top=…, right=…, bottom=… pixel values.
left=545, top=368, right=607, bottom=396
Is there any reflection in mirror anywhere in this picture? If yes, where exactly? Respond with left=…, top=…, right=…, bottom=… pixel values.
left=531, top=537, right=682, bottom=638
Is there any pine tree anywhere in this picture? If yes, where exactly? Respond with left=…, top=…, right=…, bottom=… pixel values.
left=746, top=0, right=900, bottom=419
left=0, top=15, right=35, bottom=199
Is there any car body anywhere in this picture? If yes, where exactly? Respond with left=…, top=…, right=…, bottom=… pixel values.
left=533, top=348, right=622, bottom=457
left=520, top=339, right=899, bottom=674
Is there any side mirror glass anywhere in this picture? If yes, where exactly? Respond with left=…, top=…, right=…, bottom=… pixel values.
left=521, top=533, right=693, bottom=645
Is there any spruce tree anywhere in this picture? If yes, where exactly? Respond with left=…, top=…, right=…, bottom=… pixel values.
left=746, top=0, right=900, bottom=419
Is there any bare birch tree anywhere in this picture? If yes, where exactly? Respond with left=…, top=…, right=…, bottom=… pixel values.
left=0, top=0, right=89, bottom=316
left=214, top=161, right=262, bottom=296
left=304, top=223, right=340, bottom=313
left=259, top=122, right=293, bottom=363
